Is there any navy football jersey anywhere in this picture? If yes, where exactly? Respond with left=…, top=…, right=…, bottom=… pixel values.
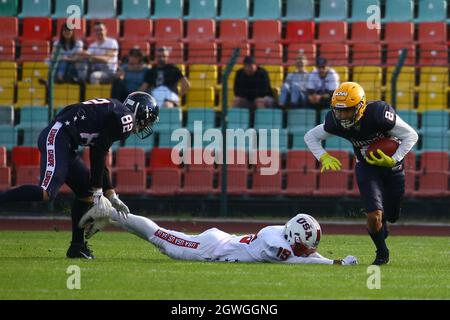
left=55, top=98, right=135, bottom=188
left=323, top=100, right=397, bottom=163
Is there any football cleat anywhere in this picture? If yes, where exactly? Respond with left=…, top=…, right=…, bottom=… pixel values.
left=371, top=249, right=389, bottom=265
left=66, top=242, right=95, bottom=259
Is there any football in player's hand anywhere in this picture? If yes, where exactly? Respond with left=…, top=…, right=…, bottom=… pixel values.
left=367, top=138, right=399, bottom=157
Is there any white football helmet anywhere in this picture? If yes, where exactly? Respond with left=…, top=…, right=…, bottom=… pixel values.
left=284, top=213, right=322, bottom=257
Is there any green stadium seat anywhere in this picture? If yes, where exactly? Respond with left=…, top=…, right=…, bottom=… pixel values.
left=320, top=109, right=330, bottom=122
left=19, top=0, right=51, bottom=17
left=348, top=0, right=379, bottom=22
left=325, top=136, right=353, bottom=151
left=251, top=0, right=281, bottom=21
left=287, top=109, right=316, bottom=134
left=153, top=0, right=183, bottom=19
left=153, top=108, right=183, bottom=133
left=420, top=110, right=449, bottom=132
left=292, top=132, right=311, bottom=150
left=283, top=0, right=314, bottom=21
left=415, top=0, right=447, bottom=22
left=258, top=129, right=288, bottom=153
left=383, top=0, right=413, bottom=22
left=0, top=0, right=18, bottom=17
left=228, top=108, right=249, bottom=130
left=85, top=0, right=117, bottom=19
left=420, top=131, right=450, bottom=151
left=186, top=108, right=216, bottom=132
left=254, top=109, right=282, bottom=130
left=0, top=125, right=17, bottom=150
left=21, top=126, right=47, bottom=146
left=123, top=134, right=155, bottom=152
left=316, top=0, right=348, bottom=21
left=158, top=130, right=185, bottom=148
left=0, top=106, right=14, bottom=126
left=186, top=0, right=217, bottom=19
left=53, top=0, right=85, bottom=18
left=397, top=110, right=418, bottom=130
left=16, top=106, right=49, bottom=130
left=217, top=0, right=249, bottom=20
left=119, top=0, right=151, bottom=19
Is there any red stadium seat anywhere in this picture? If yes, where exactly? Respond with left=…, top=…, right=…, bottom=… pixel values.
left=87, top=19, right=120, bottom=42
left=254, top=43, right=283, bottom=65
left=15, top=166, right=40, bottom=185
left=348, top=172, right=359, bottom=197
left=55, top=18, right=86, bottom=40
left=217, top=168, right=249, bottom=195
left=18, top=40, right=50, bottom=62
left=286, top=150, right=317, bottom=171
left=115, top=168, right=147, bottom=194
left=148, top=148, right=180, bottom=171
left=22, top=18, right=52, bottom=41
left=404, top=170, right=416, bottom=197
left=386, top=43, right=416, bottom=66
left=348, top=22, right=380, bottom=44
left=352, top=43, right=382, bottom=66
left=218, top=20, right=248, bottom=43
left=384, top=23, right=414, bottom=44
left=419, top=152, right=449, bottom=173
left=179, top=169, right=215, bottom=195
left=418, top=22, right=447, bottom=44
left=0, top=147, right=6, bottom=167
left=184, top=149, right=216, bottom=172
left=0, top=17, right=18, bottom=40
left=154, top=41, right=184, bottom=64
left=249, top=170, right=282, bottom=195
left=184, top=19, right=216, bottom=43
left=253, top=150, right=282, bottom=172
left=122, top=19, right=153, bottom=41
left=120, top=40, right=150, bottom=58
left=115, top=147, right=146, bottom=170
left=82, top=148, right=113, bottom=169
left=319, top=43, right=349, bottom=66
left=218, top=149, right=249, bottom=170
left=404, top=151, right=417, bottom=172
left=147, top=168, right=181, bottom=196
left=251, top=20, right=281, bottom=43
left=316, top=21, right=347, bottom=43
left=284, top=170, right=316, bottom=196
left=327, top=151, right=351, bottom=170
left=0, top=167, right=11, bottom=191
left=220, top=42, right=250, bottom=64
left=416, top=172, right=449, bottom=197
left=286, top=43, right=316, bottom=65
left=12, top=147, right=40, bottom=168
left=284, top=21, right=315, bottom=44
left=315, top=171, right=350, bottom=196
left=418, top=43, right=448, bottom=66
left=187, top=42, right=217, bottom=64
left=153, top=19, right=183, bottom=42
left=0, top=39, right=16, bottom=61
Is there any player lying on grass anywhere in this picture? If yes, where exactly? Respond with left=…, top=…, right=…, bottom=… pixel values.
left=79, top=208, right=358, bottom=265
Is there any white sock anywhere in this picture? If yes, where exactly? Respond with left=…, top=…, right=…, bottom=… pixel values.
left=110, top=210, right=159, bottom=241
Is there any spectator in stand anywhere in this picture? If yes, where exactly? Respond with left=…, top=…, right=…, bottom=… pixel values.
left=139, top=47, right=190, bottom=108
left=111, top=48, right=150, bottom=101
left=77, top=21, right=119, bottom=84
left=52, top=23, right=84, bottom=84
left=306, top=57, right=340, bottom=110
left=233, top=56, right=274, bottom=109
left=279, top=55, right=310, bottom=108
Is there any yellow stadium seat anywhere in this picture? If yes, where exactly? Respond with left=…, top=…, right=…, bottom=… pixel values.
left=385, top=88, right=415, bottom=110
left=0, top=61, right=17, bottom=86
left=386, top=66, right=415, bottom=90
left=16, top=81, right=46, bottom=107
left=22, top=62, right=49, bottom=83
left=417, top=89, right=447, bottom=111
left=353, top=66, right=383, bottom=101
left=419, top=67, right=448, bottom=90
left=188, top=64, right=218, bottom=88
left=0, top=83, right=15, bottom=105
left=333, top=66, right=349, bottom=82
left=185, top=87, right=215, bottom=108
left=264, top=65, right=284, bottom=90
left=225, top=64, right=243, bottom=88
left=85, top=84, right=112, bottom=101
left=52, top=84, right=80, bottom=108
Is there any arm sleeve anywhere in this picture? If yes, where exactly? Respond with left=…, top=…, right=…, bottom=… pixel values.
left=282, top=252, right=334, bottom=265
left=389, top=116, right=419, bottom=163
left=304, top=124, right=332, bottom=161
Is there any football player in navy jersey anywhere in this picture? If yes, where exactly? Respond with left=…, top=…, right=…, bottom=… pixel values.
left=0, top=92, right=159, bottom=259
left=304, top=82, right=418, bottom=265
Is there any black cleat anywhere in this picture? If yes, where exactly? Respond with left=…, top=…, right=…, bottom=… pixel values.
left=382, top=221, right=390, bottom=239
left=372, top=249, right=389, bottom=265
left=66, top=242, right=95, bottom=259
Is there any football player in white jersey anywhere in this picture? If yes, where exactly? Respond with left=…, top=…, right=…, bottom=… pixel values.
left=79, top=208, right=357, bottom=265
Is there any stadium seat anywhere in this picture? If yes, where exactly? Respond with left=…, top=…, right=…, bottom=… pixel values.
left=403, top=170, right=416, bottom=196
left=187, top=42, right=217, bottom=64
left=348, top=21, right=380, bottom=43
left=122, top=19, right=153, bottom=41
left=287, top=109, right=316, bottom=134
left=386, top=66, right=415, bottom=89
left=85, top=84, right=112, bottom=100
left=419, top=67, right=448, bottom=90
left=284, top=0, right=314, bottom=21
left=415, top=0, right=447, bottom=22
left=0, top=61, right=16, bottom=85
left=251, top=0, right=281, bottom=20
left=158, top=130, right=186, bottom=148
left=154, top=41, right=184, bottom=64
left=418, top=88, right=448, bottom=111
left=286, top=150, right=317, bottom=171
left=284, top=21, right=315, bottom=44
left=254, top=109, right=282, bottom=130
left=227, top=108, right=250, bottom=130
left=148, top=148, right=180, bottom=170
left=316, top=21, right=347, bottom=43
left=0, top=17, right=18, bottom=40
left=85, top=0, right=117, bottom=19
left=123, top=133, right=155, bottom=151
left=384, top=23, right=414, bottom=44
left=251, top=20, right=281, bottom=43
left=0, top=166, right=11, bottom=191
left=153, top=19, right=183, bottom=42
left=87, top=19, right=120, bottom=42
left=53, top=0, right=85, bottom=18
left=259, top=129, right=288, bottom=154
left=18, top=40, right=50, bottom=62
left=286, top=44, right=316, bottom=65
left=418, top=44, right=448, bottom=67
left=253, top=150, right=281, bottom=171
left=416, top=172, right=449, bottom=197
left=320, top=109, right=330, bottom=122
left=397, top=110, right=418, bottom=130
left=120, top=39, right=150, bottom=59
left=16, top=82, right=47, bottom=108
left=186, top=108, right=215, bottom=132
left=328, top=150, right=351, bottom=169
left=179, top=169, right=215, bottom=195
left=291, top=132, right=309, bottom=150
left=352, top=66, right=382, bottom=100
left=383, top=0, right=414, bottom=22
left=326, top=136, right=354, bottom=152
left=153, top=0, right=183, bottom=19
left=115, top=147, right=146, bottom=170
left=418, top=22, right=447, bottom=43
left=147, top=168, right=181, bottom=196
left=218, top=20, right=248, bottom=43
left=0, top=125, right=16, bottom=150
left=185, top=19, right=216, bottom=43
left=16, top=106, right=48, bottom=130
left=351, top=44, right=382, bottom=66
left=52, top=84, right=80, bottom=108
left=153, top=108, right=183, bottom=133
left=19, top=0, right=51, bottom=17
left=185, top=87, right=215, bottom=108
left=15, top=166, right=40, bottom=185
left=119, top=0, right=151, bottom=19
left=404, top=151, right=417, bottom=172
left=217, top=0, right=249, bottom=20
left=419, top=152, right=449, bottom=173
left=249, top=170, right=282, bottom=195
left=115, top=168, right=146, bottom=194
left=385, top=43, right=416, bottom=66
left=0, top=0, right=18, bottom=16
left=315, top=171, right=350, bottom=196
left=21, top=126, right=46, bottom=146
left=12, top=146, right=40, bottom=167
left=348, top=0, right=380, bottom=22
left=285, top=170, right=316, bottom=196
left=188, top=64, right=218, bottom=88
left=319, top=43, right=349, bottom=65
left=420, top=131, right=450, bottom=151
left=216, top=168, right=248, bottom=195
left=264, top=65, right=283, bottom=90
left=55, top=18, right=86, bottom=40
left=0, top=106, right=14, bottom=126
left=22, top=62, right=49, bottom=84
left=186, top=0, right=217, bottom=19
left=316, top=0, right=348, bottom=21
left=0, top=84, right=14, bottom=106
left=253, top=43, right=283, bottom=65
left=385, top=89, right=415, bottom=110
left=220, top=42, right=250, bottom=64
left=0, top=39, right=15, bottom=61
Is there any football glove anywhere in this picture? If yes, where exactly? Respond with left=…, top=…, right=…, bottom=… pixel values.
left=91, top=188, right=113, bottom=218
left=365, top=149, right=396, bottom=168
left=107, top=192, right=129, bottom=219
left=342, top=255, right=358, bottom=265
left=319, top=153, right=342, bottom=173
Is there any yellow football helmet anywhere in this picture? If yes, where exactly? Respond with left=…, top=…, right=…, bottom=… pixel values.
left=331, top=82, right=367, bottom=129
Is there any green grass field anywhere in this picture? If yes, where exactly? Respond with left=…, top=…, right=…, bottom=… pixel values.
left=0, top=231, right=449, bottom=300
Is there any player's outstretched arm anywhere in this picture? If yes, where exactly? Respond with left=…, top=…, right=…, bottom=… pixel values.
left=304, top=125, right=342, bottom=172
left=282, top=252, right=357, bottom=265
